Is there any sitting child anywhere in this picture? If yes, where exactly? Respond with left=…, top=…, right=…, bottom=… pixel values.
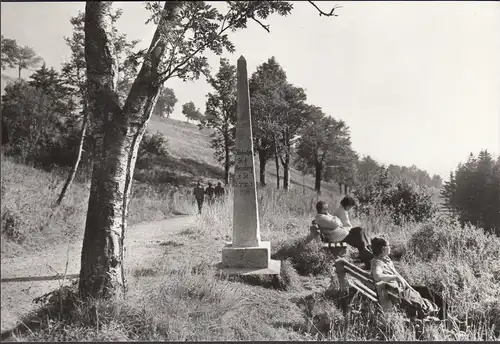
left=370, top=237, right=440, bottom=319
left=314, top=200, right=374, bottom=269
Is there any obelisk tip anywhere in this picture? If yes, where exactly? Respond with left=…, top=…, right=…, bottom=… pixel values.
left=238, top=55, right=246, bottom=61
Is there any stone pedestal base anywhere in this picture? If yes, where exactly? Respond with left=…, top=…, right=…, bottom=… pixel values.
left=220, top=241, right=281, bottom=275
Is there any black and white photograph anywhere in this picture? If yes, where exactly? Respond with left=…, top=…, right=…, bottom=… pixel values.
left=1, top=0, right=499, bottom=341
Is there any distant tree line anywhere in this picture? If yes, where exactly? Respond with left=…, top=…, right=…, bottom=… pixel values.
left=441, top=150, right=500, bottom=235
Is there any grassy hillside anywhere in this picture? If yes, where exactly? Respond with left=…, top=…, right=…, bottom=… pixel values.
left=0, top=155, right=195, bottom=258
left=147, top=115, right=339, bottom=194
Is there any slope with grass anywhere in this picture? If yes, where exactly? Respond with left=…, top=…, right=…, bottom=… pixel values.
left=0, top=156, right=194, bottom=258
left=147, top=115, right=340, bottom=194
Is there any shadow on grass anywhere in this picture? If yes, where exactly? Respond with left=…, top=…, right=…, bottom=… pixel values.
left=132, top=267, right=158, bottom=278
left=1, top=282, right=80, bottom=341
left=178, top=228, right=197, bottom=237
left=159, top=240, right=184, bottom=248
left=1, top=274, right=79, bottom=283
left=213, top=260, right=301, bottom=292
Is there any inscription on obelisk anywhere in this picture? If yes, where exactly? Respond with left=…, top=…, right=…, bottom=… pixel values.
left=232, top=56, right=261, bottom=248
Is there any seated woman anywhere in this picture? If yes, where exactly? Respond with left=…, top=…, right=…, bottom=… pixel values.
left=370, top=237, right=440, bottom=319
left=333, top=195, right=356, bottom=228
left=314, top=200, right=374, bottom=269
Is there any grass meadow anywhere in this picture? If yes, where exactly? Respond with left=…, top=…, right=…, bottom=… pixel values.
left=1, top=118, right=499, bottom=341
left=2, top=154, right=500, bottom=341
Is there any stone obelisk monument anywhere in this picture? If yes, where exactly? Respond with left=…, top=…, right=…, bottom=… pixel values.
left=220, top=56, right=280, bottom=274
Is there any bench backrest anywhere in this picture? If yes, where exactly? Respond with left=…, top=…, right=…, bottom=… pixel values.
left=310, top=223, right=348, bottom=247
left=335, top=258, right=399, bottom=305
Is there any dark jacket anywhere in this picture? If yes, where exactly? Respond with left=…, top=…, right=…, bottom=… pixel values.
left=205, top=186, right=215, bottom=198
left=214, top=185, right=225, bottom=197
left=193, top=186, right=205, bottom=199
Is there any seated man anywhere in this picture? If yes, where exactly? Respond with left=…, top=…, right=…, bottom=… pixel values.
left=370, top=237, right=440, bottom=319
left=314, top=200, right=374, bottom=269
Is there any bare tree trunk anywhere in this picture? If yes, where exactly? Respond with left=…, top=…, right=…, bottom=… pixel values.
left=315, top=161, right=322, bottom=193
left=56, top=106, right=89, bottom=205
left=283, top=162, right=289, bottom=190
left=224, top=133, right=230, bottom=185
left=273, top=136, right=280, bottom=189
left=280, top=149, right=290, bottom=191
left=78, top=1, right=175, bottom=299
left=344, top=184, right=348, bottom=195
left=258, top=148, right=267, bottom=186
left=1, top=118, right=8, bottom=145
left=18, top=65, right=21, bottom=79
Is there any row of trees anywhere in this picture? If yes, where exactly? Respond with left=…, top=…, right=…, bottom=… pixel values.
left=198, top=56, right=443, bottom=193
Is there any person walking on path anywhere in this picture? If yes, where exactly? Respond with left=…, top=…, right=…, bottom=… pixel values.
left=214, top=182, right=225, bottom=200
left=205, top=182, right=215, bottom=206
left=193, top=181, right=205, bottom=214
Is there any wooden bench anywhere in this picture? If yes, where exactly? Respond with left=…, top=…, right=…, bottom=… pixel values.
left=308, top=222, right=348, bottom=256
left=334, top=258, right=448, bottom=322
left=334, top=258, right=399, bottom=313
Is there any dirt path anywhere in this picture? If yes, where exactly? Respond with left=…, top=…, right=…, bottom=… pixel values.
left=0, top=215, right=197, bottom=332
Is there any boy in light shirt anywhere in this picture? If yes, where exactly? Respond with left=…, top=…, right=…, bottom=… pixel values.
left=370, top=237, right=440, bottom=320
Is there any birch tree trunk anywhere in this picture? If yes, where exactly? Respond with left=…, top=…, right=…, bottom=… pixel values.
left=56, top=105, right=89, bottom=205
left=79, top=1, right=177, bottom=299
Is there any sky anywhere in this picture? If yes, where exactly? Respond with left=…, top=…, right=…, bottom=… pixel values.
left=1, top=1, right=499, bottom=180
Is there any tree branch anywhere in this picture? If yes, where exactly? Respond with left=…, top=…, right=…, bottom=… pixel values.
left=250, top=16, right=270, bottom=33
left=308, top=1, right=341, bottom=17
left=158, top=9, right=234, bottom=82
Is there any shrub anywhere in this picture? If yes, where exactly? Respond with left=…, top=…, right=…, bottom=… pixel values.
left=139, top=131, right=169, bottom=156
left=355, top=180, right=436, bottom=225
left=382, top=180, right=437, bottom=224
left=408, top=217, right=500, bottom=263
left=272, top=238, right=331, bottom=276
left=1, top=207, right=26, bottom=243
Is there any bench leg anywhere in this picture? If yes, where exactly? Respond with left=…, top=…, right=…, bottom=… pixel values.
left=375, top=282, right=395, bottom=312
left=334, top=260, right=351, bottom=315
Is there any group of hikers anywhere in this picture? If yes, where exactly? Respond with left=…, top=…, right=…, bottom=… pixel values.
left=313, top=195, right=442, bottom=321
left=192, top=180, right=226, bottom=214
